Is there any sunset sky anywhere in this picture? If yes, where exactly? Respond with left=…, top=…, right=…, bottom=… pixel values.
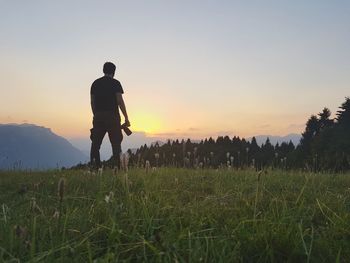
left=1, top=1, right=349, bottom=142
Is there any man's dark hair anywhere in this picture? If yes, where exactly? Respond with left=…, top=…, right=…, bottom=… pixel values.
left=103, top=62, right=116, bottom=75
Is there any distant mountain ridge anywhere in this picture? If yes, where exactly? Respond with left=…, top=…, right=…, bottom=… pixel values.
left=0, top=124, right=87, bottom=169
left=248, top=134, right=302, bottom=146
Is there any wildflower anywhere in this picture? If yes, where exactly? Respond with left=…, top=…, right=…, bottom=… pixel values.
left=145, top=160, right=150, bottom=173
left=98, top=167, right=103, bottom=176
left=104, top=191, right=115, bottom=203
left=52, top=210, right=60, bottom=219
left=226, top=152, right=230, bottom=159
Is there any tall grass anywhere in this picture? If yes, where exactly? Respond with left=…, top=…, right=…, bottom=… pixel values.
left=0, top=168, right=350, bottom=262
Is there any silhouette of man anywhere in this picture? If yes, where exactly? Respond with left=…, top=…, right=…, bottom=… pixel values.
left=90, top=62, right=130, bottom=169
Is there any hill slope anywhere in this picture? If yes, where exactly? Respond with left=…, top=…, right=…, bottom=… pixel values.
left=0, top=124, right=87, bottom=169
left=0, top=169, right=349, bottom=261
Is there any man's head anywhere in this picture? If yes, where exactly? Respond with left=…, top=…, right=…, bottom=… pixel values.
left=103, top=62, right=116, bottom=77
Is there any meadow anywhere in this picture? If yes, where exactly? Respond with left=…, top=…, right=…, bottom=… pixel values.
left=0, top=168, right=350, bottom=262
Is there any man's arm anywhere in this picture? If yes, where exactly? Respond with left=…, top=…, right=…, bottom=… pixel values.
left=116, top=93, right=130, bottom=126
left=91, top=94, right=96, bottom=115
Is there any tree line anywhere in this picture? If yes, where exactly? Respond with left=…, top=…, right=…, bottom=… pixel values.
left=295, top=97, right=350, bottom=171
left=125, top=97, right=349, bottom=172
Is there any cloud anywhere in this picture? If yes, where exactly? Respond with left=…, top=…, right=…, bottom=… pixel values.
left=188, top=127, right=199, bottom=131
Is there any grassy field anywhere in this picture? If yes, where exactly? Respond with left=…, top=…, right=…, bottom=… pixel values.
left=0, top=168, right=350, bottom=262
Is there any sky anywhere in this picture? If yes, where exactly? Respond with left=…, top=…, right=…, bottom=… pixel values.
left=1, top=1, right=349, bottom=146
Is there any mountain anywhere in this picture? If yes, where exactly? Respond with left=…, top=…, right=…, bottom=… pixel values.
left=0, top=124, right=87, bottom=170
left=248, top=134, right=302, bottom=146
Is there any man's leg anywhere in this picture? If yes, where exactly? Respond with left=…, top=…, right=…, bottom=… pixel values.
left=107, top=123, right=123, bottom=169
left=90, top=127, right=106, bottom=169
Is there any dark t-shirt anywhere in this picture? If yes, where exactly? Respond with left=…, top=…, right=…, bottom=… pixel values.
left=90, top=76, right=124, bottom=117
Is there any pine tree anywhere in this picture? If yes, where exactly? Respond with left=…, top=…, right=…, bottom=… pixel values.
left=336, top=97, right=350, bottom=127
left=318, top=107, right=333, bottom=131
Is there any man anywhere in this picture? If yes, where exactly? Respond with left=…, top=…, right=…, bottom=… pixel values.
left=90, top=62, right=130, bottom=169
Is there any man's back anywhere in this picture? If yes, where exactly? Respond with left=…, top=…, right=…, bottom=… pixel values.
left=90, top=62, right=130, bottom=170
left=90, top=76, right=124, bottom=114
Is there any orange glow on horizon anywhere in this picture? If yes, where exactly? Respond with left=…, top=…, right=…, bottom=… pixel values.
left=130, top=112, right=162, bottom=134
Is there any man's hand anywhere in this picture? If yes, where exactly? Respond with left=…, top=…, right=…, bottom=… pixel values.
left=124, top=119, right=131, bottom=127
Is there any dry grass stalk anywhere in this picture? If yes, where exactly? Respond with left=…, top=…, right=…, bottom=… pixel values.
left=30, top=197, right=43, bottom=214
left=120, top=153, right=129, bottom=172
left=58, top=178, right=66, bottom=202
left=52, top=210, right=60, bottom=219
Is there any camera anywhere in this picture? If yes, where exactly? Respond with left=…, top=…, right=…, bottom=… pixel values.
left=121, top=123, right=132, bottom=136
